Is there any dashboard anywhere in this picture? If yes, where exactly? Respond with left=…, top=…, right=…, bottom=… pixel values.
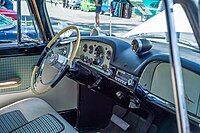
left=54, top=36, right=200, bottom=125
left=55, top=37, right=139, bottom=89
left=76, top=40, right=113, bottom=76
left=75, top=37, right=200, bottom=122
left=75, top=39, right=137, bottom=88
left=55, top=37, right=200, bottom=90
left=51, top=36, right=200, bottom=129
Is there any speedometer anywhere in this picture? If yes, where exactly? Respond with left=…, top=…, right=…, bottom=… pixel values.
left=93, top=46, right=104, bottom=65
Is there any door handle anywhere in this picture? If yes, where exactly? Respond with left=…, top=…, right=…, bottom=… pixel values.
left=0, top=78, right=21, bottom=89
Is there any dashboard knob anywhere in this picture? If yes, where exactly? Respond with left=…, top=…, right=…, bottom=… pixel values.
left=128, top=79, right=134, bottom=86
left=84, top=56, right=88, bottom=63
left=80, top=54, right=85, bottom=61
left=88, top=58, right=93, bottom=64
left=106, top=50, right=112, bottom=60
left=102, top=64, right=108, bottom=71
left=93, top=58, right=101, bottom=65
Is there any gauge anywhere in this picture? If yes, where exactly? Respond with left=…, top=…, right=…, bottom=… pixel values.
left=89, top=45, right=93, bottom=54
left=93, top=46, right=104, bottom=65
left=83, top=44, right=87, bottom=52
left=131, top=39, right=139, bottom=52
left=106, top=50, right=112, bottom=60
left=131, top=39, right=152, bottom=54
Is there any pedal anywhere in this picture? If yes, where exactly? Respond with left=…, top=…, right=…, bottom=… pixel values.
left=110, top=114, right=130, bottom=131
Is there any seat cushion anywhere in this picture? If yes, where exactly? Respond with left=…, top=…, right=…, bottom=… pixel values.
left=0, top=98, right=78, bottom=133
left=0, top=110, right=28, bottom=133
left=11, top=114, right=64, bottom=133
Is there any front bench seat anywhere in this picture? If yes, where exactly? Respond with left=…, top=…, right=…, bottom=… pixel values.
left=0, top=98, right=78, bottom=133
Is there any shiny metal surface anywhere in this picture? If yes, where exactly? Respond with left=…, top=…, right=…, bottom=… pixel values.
left=17, top=0, right=21, bottom=43
left=164, top=0, right=190, bottom=132
left=76, top=40, right=113, bottom=75
left=48, top=53, right=67, bottom=70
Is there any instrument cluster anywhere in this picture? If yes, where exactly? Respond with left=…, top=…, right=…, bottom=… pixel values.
left=76, top=40, right=113, bottom=75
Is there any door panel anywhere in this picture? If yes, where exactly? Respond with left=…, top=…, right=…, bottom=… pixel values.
left=0, top=44, right=78, bottom=111
left=0, top=77, right=78, bottom=111
left=0, top=55, right=40, bottom=93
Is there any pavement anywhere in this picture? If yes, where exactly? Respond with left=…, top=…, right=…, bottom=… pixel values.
left=41, top=2, right=142, bottom=37
left=14, top=1, right=142, bottom=37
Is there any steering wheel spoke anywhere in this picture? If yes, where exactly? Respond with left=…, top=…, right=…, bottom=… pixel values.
left=31, top=26, right=80, bottom=95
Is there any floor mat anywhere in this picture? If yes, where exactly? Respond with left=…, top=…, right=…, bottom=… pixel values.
left=102, top=106, right=157, bottom=133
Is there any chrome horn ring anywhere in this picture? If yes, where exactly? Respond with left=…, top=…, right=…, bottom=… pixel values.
left=31, top=26, right=80, bottom=95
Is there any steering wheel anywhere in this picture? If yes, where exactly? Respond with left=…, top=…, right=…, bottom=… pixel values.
left=31, top=26, right=80, bottom=95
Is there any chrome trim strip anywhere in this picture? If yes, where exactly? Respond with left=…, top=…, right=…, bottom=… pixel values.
left=31, top=0, right=47, bottom=41
left=135, top=38, right=143, bottom=53
left=164, top=0, right=190, bottom=132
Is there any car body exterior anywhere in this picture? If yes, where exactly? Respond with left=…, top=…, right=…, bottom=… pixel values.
left=0, top=8, right=17, bottom=20
left=101, top=3, right=110, bottom=14
left=134, top=0, right=160, bottom=21
left=0, top=14, right=39, bottom=41
left=81, top=0, right=110, bottom=13
left=68, top=0, right=81, bottom=9
left=0, top=14, right=66, bottom=41
left=81, top=0, right=95, bottom=12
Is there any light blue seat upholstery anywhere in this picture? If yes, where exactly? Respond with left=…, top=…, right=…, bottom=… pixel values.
left=0, top=98, right=78, bottom=133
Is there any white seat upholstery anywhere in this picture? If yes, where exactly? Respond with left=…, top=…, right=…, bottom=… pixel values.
left=0, top=98, right=78, bottom=133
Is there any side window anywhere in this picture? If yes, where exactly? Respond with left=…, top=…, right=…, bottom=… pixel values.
left=0, top=0, right=41, bottom=43
left=20, top=1, right=41, bottom=42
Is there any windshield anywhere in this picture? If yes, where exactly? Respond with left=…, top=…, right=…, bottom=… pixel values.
left=124, top=4, right=198, bottom=49
left=46, top=0, right=198, bottom=50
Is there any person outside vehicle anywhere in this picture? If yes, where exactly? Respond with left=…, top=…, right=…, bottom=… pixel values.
left=94, top=0, right=102, bottom=27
